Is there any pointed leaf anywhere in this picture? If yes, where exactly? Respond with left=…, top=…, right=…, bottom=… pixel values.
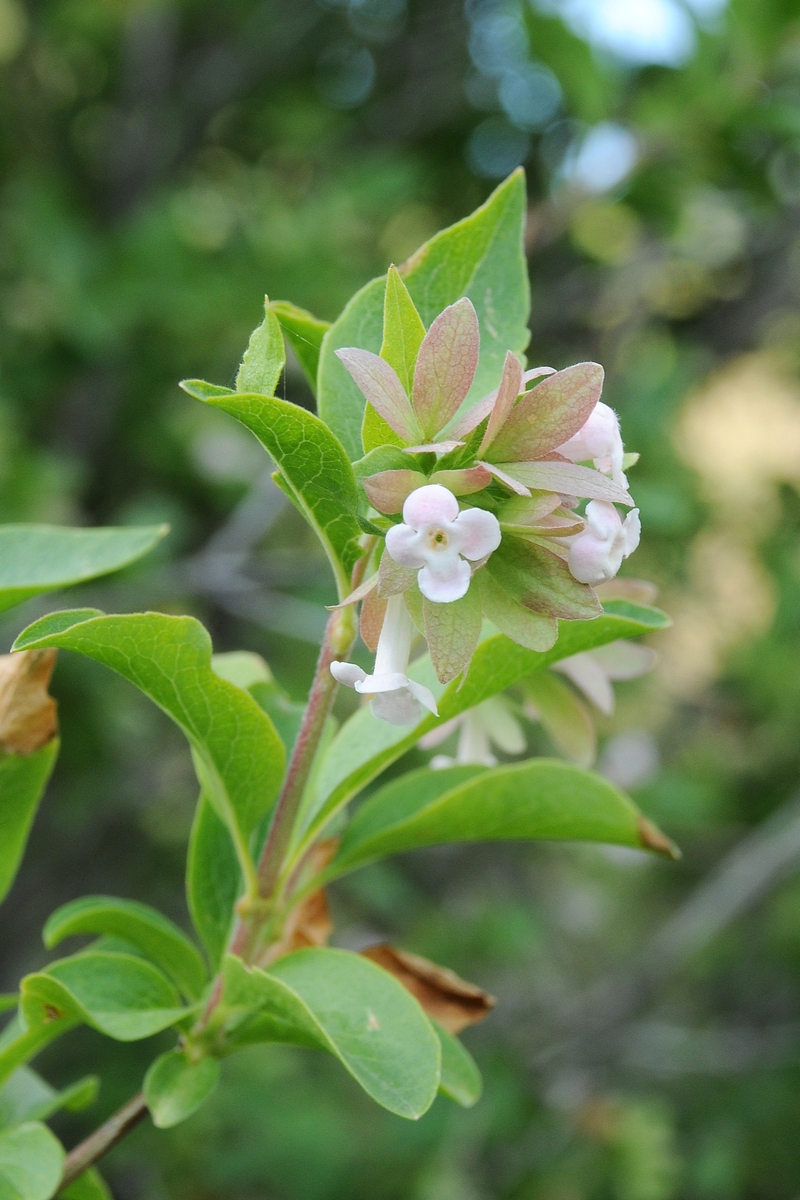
left=144, top=1050, right=220, bottom=1129
left=497, top=460, right=632, bottom=505
left=478, top=350, right=523, bottom=455
left=319, top=170, right=530, bottom=459
left=13, top=611, right=285, bottom=857
left=524, top=672, right=596, bottom=767
left=336, top=349, right=420, bottom=443
left=422, top=587, right=483, bottom=684
left=436, top=1024, right=482, bottom=1108
left=381, top=265, right=426, bottom=396
left=43, top=897, right=207, bottom=1002
left=487, top=536, right=601, bottom=620
left=429, top=466, right=492, bottom=495
left=222, top=949, right=440, bottom=1119
left=0, top=525, right=167, bottom=617
left=487, top=363, right=604, bottom=462
left=22, top=952, right=188, bottom=1041
left=0, top=1121, right=63, bottom=1200
left=186, top=388, right=362, bottom=591
left=0, top=1068, right=97, bottom=1133
left=270, top=300, right=330, bottom=393
left=0, top=740, right=58, bottom=905
left=412, top=299, right=479, bottom=438
left=187, top=794, right=240, bottom=969
left=296, top=602, right=669, bottom=849
left=329, top=760, right=678, bottom=877
left=236, top=298, right=285, bottom=396
left=478, top=571, right=557, bottom=652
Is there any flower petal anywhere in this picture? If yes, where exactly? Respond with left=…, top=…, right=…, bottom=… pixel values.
left=591, top=640, right=657, bottom=681
left=385, top=523, right=426, bottom=569
left=418, top=556, right=471, bottom=603
left=371, top=688, right=425, bottom=726
left=406, top=679, right=439, bottom=716
left=555, top=654, right=615, bottom=716
left=330, top=661, right=368, bottom=688
left=354, top=671, right=411, bottom=694
left=402, top=483, right=459, bottom=527
left=452, top=507, right=502, bottom=560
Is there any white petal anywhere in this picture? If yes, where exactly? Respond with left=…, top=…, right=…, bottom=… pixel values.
left=330, top=661, right=367, bottom=688
left=406, top=679, right=439, bottom=716
left=385, top=523, right=426, bottom=569
left=354, top=670, right=411, bottom=695
left=430, top=754, right=456, bottom=769
left=402, top=483, right=459, bottom=528
left=371, top=688, right=424, bottom=726
left=591, top=640, right=657, bottom=681
left=621, top=508, right=641, bottom=557
left=556, top=654, right=615, bottom=715
left=478, top=697, right=526, bottom=755
left=418, top=556, right=471, bottom=602
left=568, top=533, right=621, bottom=585
left=452, top=507, right=502, bottom=560
left=584, top=499, right=623, bottom=540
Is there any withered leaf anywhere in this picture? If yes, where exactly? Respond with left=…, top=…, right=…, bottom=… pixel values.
left=0, top=650, right=58, bottom=755
left=361, top=943, right=495, bottom=1034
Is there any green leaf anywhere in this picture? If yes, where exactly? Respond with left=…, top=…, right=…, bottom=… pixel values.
left=236, top=298, right=285, bottom=396
left=0, top=1068, right=97, bottom=1133
left=187, top=794, right=240, bottom=969
left=59, top=1170, right=111, bottom=1200
left=186, top=388, right=362, bottom=593
left=422, top=588, right=483, bottom=684
left=0, top=1121, right=64, bottom=1200
left=435, top=1023, right=482, bottom=1108
left=22, top=952, right=190, bottom=1042
left=144, top=1050, right=220, bottom=1129
left=329, top=760, right=677, bottom=877
left=43, top=897, right=207, bottom=1003
left=0, top=740, right=59, bottom=905
left=13, top=611, right=285, bottom=887
left=222, top=948, right=441, bottom=1119
left=487, top=536, right=601, bottom=621
left=0, top=525, right=167, bottom=616
left=361, top=266, right=427, bottom=453
left=478, top=570, right=557, bottom=651
left=297, top=602, right=670, bottom=851
left=270, top=300, right=331, bottom=393
left=524, top=671, right=596, bottom=767
left=0, top=1021, right=75, bottom=1096
left=319, top=170, right=530, bottom=460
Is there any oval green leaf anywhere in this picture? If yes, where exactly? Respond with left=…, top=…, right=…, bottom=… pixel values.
left=144, top=1050, right=220, bottom=1129
left=0, top=1121, right=64, bottom=1200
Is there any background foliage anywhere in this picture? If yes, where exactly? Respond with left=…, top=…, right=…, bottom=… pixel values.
left=3, top=0, right=800, bottom=1196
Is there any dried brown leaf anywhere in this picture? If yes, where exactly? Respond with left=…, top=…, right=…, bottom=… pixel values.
left=0, top=650, right=58, bottom=755
left=361, top=943, right=496, bottom=1033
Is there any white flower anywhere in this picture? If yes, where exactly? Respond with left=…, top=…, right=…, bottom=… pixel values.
left=418, top=697, right=526, bottom=768
left=556, top=400, right=627, bottom=488
left=554, top=640, right=657, bottom=716
left=330, top=593, right=438, bottom=727
left=567, top=500, right=640, bottom=585
left=385, top=484, right=501, bottom=603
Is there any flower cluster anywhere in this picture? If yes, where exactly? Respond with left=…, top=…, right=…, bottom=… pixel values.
left=331, top=269, right=641, bottom=725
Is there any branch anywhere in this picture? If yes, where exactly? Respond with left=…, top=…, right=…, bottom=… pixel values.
left=60, top=1091, right=148, bottom=1189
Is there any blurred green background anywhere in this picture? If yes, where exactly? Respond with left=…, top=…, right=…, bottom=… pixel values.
left=3, top=0, right=800, bottom=1196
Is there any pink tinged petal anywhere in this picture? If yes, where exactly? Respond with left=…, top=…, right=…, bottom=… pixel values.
left=558, top=401, right=620, bottom=463
left=362, top=469, right=428, bottom=514
left=418, top=715, right=462, bottom=749
left=555, top=654, right=615, bottom=716
left=590, top=639, right=657, bottom=681
left=584, top=499, right=624, bottom=540
left=402, top=483, right=459, bottom=527
left=568, top=532, right=622, bottom=585
left=476, top=460, right=532, bottom=497
left=418, top=556, right=471, bottom=603
left=451, top=507, right=502, bottom=560
left=496, top=461, right=633, bottom=505
left=412, top=298, right=480, bottom=438
left=335, top=348, right=421, bottom=443
left=622, top=508, right=641, bottom=556
left=402, top=441, right=465, bottom=454
left=330, top=661, right=368, bottom=688
left=486, top=362, right=605, bottom=462
left=478, top=351, right=523, bottom=455
left=430, top=465, right=493, bottom=495
left=384, top=523, right=427, bottom=570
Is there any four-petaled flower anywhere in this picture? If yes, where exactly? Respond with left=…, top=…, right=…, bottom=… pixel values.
left=385, top=484, right=501, bottom=603
left=567, top=500, right=641, bottom=586
left=331, top=593, right=438, bottom=726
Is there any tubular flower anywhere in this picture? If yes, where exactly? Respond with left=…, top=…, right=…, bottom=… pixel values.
left=556, top=401, right=627, bottom=488
left=385, top=484, right=501, bottom=603
left=418, top=697, right=526, bottom=768
left=554, top=639, right=657, bottom=716
left=331, top=593, right=438, bottom=726
left=567, top=500, right=640, bottom=586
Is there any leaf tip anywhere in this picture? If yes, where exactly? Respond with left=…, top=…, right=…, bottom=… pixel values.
left=638, top=815, right=680, bottom=860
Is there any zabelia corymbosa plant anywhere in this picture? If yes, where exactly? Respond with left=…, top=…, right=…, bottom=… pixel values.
left=0, top=169, right=677, bottom=1200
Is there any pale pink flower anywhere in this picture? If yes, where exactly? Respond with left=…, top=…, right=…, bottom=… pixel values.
left=567, top=500, right=640, bottom=585
left=384, top=484, right=501, bottom=603
left=556, top=401, right=627, bottom=488
left=555, top=640, right=657, bottom=716
left=419, top=696, right=526, bottom=768
left=331, top=594, right=438, bottom=726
